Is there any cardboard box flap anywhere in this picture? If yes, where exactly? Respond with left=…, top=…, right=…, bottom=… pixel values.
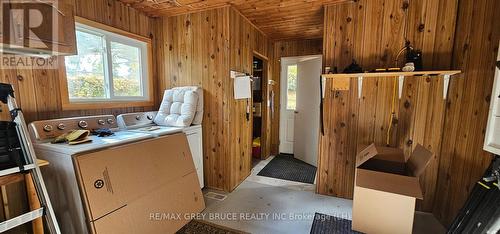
left=407, top=144, right=433, bottom=177
left=356, top=143, right=404, bottom=168
left=356, top=168, right=424, bottom=199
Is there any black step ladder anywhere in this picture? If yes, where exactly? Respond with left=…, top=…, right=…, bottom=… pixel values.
left=0, top=83, right=60, bottom=233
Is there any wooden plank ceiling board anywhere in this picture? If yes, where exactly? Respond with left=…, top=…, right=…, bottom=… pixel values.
left=116, top=0, right=349, bottom=40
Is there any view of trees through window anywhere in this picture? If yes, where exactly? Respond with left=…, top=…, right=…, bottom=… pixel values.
left=65, top=27, right=144, bottom=100
left=65, top=30, right=106, bottom=98
left=287, top=65, right=297, bottom=110
left=111, top=42, right=142, bottom=97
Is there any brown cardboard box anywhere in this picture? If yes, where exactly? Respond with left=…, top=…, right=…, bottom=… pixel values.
left=92, top=172, right=203, bottom=233
left=352, top=143, right=433, bottom=234
left=74, top=133, right=205, bottom=233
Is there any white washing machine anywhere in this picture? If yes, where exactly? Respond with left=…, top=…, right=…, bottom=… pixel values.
left=29, top=115, right=203, bottom=233
left=116, top=111, right=204, bottom=188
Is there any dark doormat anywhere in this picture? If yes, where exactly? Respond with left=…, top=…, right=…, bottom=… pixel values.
left=257, top=154, right=317, bottom=184
left=177, top=220, right=248, bottom=234
left=310, top=213, right=362, bottom=234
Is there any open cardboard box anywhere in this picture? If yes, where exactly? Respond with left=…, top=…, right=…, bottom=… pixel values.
left=352, top=143, right=433, bottom=234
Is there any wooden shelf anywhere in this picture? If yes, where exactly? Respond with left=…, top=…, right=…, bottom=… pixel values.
left=321, top=70, right=461, bottom=79
left=321, top=70, right=461, bottom=100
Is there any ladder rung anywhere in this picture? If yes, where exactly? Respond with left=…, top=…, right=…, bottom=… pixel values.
left=0, top=208, right=44, bottom=232
left=0, top=163, right=36, bottom=177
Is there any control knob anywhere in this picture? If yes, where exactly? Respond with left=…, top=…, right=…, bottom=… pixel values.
left=57, top=123, right=66, bottom=130
left=43, top=124, right=53, bottom=132
left=78, top=120, right=88, bottom=129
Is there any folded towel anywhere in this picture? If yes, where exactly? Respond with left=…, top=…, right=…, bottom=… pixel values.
left=52, top=130, right=92, bottom=145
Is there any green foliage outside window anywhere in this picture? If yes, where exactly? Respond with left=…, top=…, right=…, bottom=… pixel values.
left=65, top=28, right=144, bottom=100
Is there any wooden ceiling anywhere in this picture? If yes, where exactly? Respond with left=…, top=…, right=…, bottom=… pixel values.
left=117, top=0, right=349, bottom=40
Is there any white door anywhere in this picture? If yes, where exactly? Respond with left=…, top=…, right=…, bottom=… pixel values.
left=279, top=56, right=322, bottom=165
left=279, top=61, right=297, bottom=154
left=294, top=57, right=322, bottom=166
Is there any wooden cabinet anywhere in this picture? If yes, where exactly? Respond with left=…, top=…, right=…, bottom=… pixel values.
left=0, top=0, right=76, bottom=55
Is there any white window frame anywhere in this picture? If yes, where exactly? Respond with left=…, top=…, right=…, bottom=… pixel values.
left=66, top=22, right=150, bottom=103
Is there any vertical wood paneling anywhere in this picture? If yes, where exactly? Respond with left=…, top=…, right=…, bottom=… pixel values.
left=320, top=0, right=499, bottom=226
left=227, top=8, right=272, bottom=190
left=159, top=7, right=271, bottom=191
left=159, top=8, right=231, bottom=191
left=228, top=8, right=253, bottom=190
left=433, top=0, right=499, bottom=225
left=319, top=0, right=454, bottom=211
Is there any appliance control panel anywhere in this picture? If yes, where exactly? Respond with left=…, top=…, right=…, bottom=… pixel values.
left=29, top=115, right=118, bottom=141
left=116, top=111, right=158, bottom=129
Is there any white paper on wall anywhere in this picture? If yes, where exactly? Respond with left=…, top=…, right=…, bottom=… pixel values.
left=234, top=76, right=252, bottom=99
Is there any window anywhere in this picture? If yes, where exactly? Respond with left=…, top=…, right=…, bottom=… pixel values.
left=286, top=65, right=297, bottom=110
left=64, top=20, right=150, bottom=105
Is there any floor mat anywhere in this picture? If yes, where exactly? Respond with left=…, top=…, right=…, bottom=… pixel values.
left=177, top=220, right=248, bottom=234
left=310, top=213, right=361, bottom=234
left=257, top=154, right=317, bottom=184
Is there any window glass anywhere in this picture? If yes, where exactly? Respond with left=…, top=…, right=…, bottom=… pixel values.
left=64, top=23, right=149, bottom=102
left=110, top=41, right=142, bottom=97
left=65, top=30, right=107, bottom=99
left=287, top=65, right=297, bottom=110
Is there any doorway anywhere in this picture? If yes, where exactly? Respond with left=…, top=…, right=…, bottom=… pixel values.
left=251, top=54, right=270, bottom=168
left=279, top=55, right=322, bottom=166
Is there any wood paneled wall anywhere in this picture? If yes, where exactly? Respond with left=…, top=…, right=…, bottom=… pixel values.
left=433, top=0, right=500, bottom=225
left=270, top=39, right=323, bottom=155
left=319, top=0, right=499, bottom=226
left=155, top=7, right=231, bottom=191
left=157, top=7, right=271, bottom=191
left=228, top=8, right=273, bottom=189
left=0, top=0, right=157, bottom=122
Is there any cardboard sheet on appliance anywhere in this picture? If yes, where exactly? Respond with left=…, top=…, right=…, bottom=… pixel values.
left=234, top=76, right=251, bottom=99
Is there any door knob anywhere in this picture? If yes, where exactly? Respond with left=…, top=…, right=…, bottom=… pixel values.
left=294, top=111, right=299, bottom=114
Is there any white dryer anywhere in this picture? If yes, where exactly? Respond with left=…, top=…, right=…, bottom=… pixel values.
left=29, top=115, right=204, bottom=234
left=116, top=111, right=204, bottom=188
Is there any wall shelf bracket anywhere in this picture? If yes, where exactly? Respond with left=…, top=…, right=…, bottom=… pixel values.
left=443, top=74, right=451, bottom=100
left=322, top=70, right=461, bottom=100
left=357, top=76, right=363, bottom=99
left=398, top=75, right=405, bottom=99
